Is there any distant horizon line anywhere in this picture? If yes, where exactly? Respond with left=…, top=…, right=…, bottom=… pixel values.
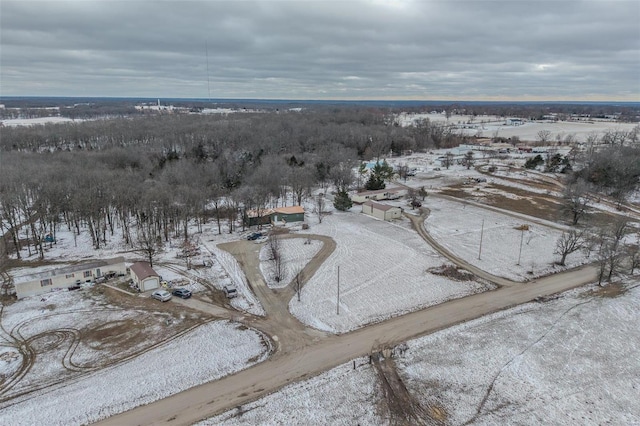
left=1, top=95, right=639, bottom=106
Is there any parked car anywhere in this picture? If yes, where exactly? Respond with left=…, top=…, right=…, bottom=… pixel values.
left=247, top=232, right=263, bottom=241
left=172, top=288, right=192, bottom=299
left=223, top=285, right=238, bottom=298
left=151, top=289, right=172, bottom=302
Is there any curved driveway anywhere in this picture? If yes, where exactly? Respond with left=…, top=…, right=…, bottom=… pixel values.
left=97, top=221, right=598, bottom=426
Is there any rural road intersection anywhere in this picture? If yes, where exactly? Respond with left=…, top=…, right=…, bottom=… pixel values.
left=97, top=211, right=598, bottom=426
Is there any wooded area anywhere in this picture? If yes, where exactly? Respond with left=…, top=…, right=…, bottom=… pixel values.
left=1, top=105, right=639, bottom=269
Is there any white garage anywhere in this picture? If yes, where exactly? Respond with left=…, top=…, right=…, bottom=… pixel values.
left=361, top=201, right=403, bottom=221
left=129, top=262, right=160, bottom=292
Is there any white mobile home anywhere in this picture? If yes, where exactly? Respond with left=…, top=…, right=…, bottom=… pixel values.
left=352, top=187, right=405, bottom=204
left=13, top=257, right=127, bottom=299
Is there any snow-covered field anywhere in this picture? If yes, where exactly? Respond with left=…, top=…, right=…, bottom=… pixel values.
left=397, top=282, right=640, bottom=425
left=0, top=292, right=270, bottom=426
left=201, top=359, right=380, bottom=426
left=205, top=280, right=640, bottom=425
left=396, top=112, right=638, bottom=143
left=424, top=196, right=585, bottom=281
left=290, top=211, right=493, bottom=333
left=0, top=117, right=79, bottom=127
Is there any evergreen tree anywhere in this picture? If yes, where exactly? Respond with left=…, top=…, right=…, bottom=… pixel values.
left=333, top=189, right=353, bottom=211
left=365, top=173, right=385, bottom=190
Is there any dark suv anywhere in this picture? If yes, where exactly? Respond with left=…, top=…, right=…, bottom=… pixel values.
left=172, top=288, right=192, bottom=299
left=247, top=232, right=263, bottom=240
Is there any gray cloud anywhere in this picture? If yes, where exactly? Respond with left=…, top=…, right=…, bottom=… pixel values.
left=1, top=0, right=639, bottom=100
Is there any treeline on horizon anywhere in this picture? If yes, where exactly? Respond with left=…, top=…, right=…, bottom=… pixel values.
left=1, top=98, right=639, bottom=121
left=0, top=106, right=638, bottom=262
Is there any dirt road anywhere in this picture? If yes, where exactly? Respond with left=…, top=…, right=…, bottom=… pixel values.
left=97, top=259, right=596, bottom=426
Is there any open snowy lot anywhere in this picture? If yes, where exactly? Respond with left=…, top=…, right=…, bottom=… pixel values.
left=0, top=290, right=270, bottom=426
left=205, top=279, right=640, bottom=426
left=424, top=196, right=585, bottom=281
left=259, top=237, right=322, bottom=288
left=201, top=359, right=380, bottom=426
left=397, top=281, right=640, bottom=425
left=290, top=211, right=493, bottom=333
left=396, top=112, right=638, bottom=143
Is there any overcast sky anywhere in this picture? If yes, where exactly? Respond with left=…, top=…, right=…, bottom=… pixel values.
left=1, top=0, right=639, bottom=101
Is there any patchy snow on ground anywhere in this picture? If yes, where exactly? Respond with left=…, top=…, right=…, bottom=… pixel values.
left=201, top=359, right=380, bottom=426
left=259, top=238, right=322, bottom=288
left=424, top=196, right=586, bottom=281
left=205, top=242, right=266, bottom=316
left=7, top=216, right=267, bottom=314
left=0, top=315, right=270, bottom=426
left=205, top=280, right=640, bottom=426
left=291, top=212, right=493, bottom=333
left=396, top=281, right=640, bottom=425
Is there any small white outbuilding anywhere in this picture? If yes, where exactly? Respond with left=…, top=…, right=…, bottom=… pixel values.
left=361, top=201, right=403, bottom=221
left=129, top=262, right=160, bottom=292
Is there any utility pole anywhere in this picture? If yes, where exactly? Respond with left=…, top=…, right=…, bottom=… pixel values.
left=336, top=265, right=340, bottom=315
left=478, top=219, right=484, bottom=260
left=517, top=228, right=524, bottom=265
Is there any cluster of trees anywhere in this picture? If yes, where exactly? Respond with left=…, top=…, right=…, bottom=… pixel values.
left=0, top=143, right=357, bottom=263
left=1, top=109, right=473, bottom=156
left=524, top=153, right=572, bottom=173
left=555, top=144, right=640, bottom=283
left=555, top=219, right=639, bottom=285
left=0, top=106, right=465, bottom=265
left=364, top=161, right=395, bottom=191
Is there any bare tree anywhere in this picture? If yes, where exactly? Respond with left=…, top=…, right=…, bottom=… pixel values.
left=442, top=152, right=454, bottom=170
left=562, top=179, right=592, bottom=225
left=294, top=266, right=304, bottom=301
left=626, top=242, right=640, bottom=275
left=537, top=129, right=552, bottom=144
left=418, top=186, right=428, bottom=201
left=463, top=151, right=475, bottom=170
left=606, top=219, right=628, bottom=281
left=134, top=219, right=161, bottom=268
left=588, top=219, right=629, bottom=284
left=268, top=233, right=284, bottom=283
left=554, top=229, right=586, bottom=266
left=315, top=194, right=326, bottom=224
left=397, top=164, right=410, bottom=182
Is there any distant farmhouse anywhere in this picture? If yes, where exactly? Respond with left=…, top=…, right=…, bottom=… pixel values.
left=351, top=187, right=405, bottom=204
left=361, top=201, right=403, bottom=221
left=245, top=206, right=305, bottom=227
left=13, top=257, right=127, bottom=299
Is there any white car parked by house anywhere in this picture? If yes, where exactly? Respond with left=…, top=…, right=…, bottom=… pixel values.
left=151, top=289, right=172, bottom=302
